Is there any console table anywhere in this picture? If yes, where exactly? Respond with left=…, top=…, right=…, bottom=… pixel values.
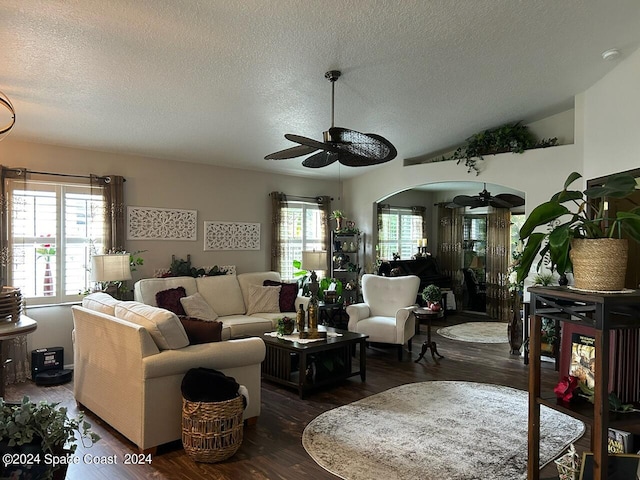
left=0, top=315, right=37, bottom=398
left=527, top=286, right=640, bottom=480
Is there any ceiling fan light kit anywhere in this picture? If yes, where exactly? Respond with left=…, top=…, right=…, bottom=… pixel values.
left=0, top=91, right=16, bottom=139
left=265, top=70, right=397, bottom=168
left=447, top=184, right=524, bottom=209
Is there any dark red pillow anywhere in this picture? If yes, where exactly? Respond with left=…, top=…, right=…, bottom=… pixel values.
left=179, top=317, right=223, bottom=345
left=263, top=280, right=298, bottom=312
left=156, top=287, right=187, bottom=316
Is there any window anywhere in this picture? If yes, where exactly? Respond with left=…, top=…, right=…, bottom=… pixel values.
left=8, top=179, right=105, bottom=305
left=278, top=201, right=324, bottom=280
left=378, top=207, right=424, bottom=260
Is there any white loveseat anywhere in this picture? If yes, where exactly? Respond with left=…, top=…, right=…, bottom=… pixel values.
left=72, top=293, right=266, bottom=454
left=134, top=271, right=309, bottom=339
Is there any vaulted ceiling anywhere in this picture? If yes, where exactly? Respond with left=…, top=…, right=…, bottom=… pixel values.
left=1, top=1, right=639, bottom=179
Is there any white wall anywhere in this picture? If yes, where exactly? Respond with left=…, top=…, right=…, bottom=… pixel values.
left=343, top=144, right=582, bottom=266
left=2, top=139, right=340, bottom=364
left=582, top=47, right=640, bottom=180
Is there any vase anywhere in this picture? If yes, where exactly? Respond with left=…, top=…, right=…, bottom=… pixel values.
left=335, top=217, right=343, bottom=231
left=508, top=294, right=523, bottom=355
left=569, top=238, right=628, bottom=291
left=43, top=261, right=54, bottom=296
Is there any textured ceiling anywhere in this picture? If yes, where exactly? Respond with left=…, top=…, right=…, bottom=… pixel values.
left=1, top=1, right=639, bottom=179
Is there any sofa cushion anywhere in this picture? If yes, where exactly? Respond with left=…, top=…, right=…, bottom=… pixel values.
left=155, top=287, right=187, bottom=316
left=246, top=285, right=281, bottom=315
left=263, top=280, right=298, bottom=312
left=195, top=275, right=246, bottom=316
left=114, top=301, right=189, bottom=350
left=179, top=317, right=223, bottom=345
left=134, top=276, right=198, bottom=306
left=221, top=315, right=274, bottom=338
left=82, top=292, right=120, bottom=316
left=180, top=292, right=219, bottom=321
left=237, top=272, right=281, bottom=305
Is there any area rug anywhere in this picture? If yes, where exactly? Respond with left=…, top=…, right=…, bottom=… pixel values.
left=302, top=381, right=584, bottom=480
left=437, top=321, right=508, bottom=343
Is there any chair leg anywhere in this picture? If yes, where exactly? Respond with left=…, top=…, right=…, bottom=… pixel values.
left=397, top=345, right=403, bottom=361
left=408, top=338, right=412, bottom=352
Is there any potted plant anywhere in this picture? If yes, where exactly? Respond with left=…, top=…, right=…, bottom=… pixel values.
left=421, top=284, right=442, bottom=310
left=0, top=396, right=100, bottom=480
left=329, top=210, right=345, bottom=231
left=517, top=171, right=640, bottom=291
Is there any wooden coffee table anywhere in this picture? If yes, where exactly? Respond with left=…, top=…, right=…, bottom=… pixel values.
left=261, top=327, right=368, bottom=398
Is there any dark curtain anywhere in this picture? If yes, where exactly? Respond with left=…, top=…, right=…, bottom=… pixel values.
left=437, top=205, right=464, bottom=308
left=316, top=195, right=332, bottom=270
left=94, top=175, right=125, bottom=252
left=486, top=207, right=511, bottom=321
left=270, top=192, right=288, bottom=273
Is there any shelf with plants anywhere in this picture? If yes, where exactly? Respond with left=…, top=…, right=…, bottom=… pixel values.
left=331, top=231, right=364, bottom=304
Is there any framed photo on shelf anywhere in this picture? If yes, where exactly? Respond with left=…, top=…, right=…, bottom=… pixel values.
left=579, top=452, right=640, bottom=480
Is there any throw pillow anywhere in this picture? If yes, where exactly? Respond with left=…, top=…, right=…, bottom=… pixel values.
left=179, top=317, right=223, bottom=345
left=156, top=287, right=187, bottom=316
left=180, top=292, right=219, bottom=321
left=246, top=284, right=281, bottom=315
left=263, top=280, right=298, bottom=312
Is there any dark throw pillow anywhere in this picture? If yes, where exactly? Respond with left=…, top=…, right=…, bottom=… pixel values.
left=179, top=317, right=223, bottom=345
left=263, top=280, right=298, bottom=312
left=156, top=287, right=187, bottom=316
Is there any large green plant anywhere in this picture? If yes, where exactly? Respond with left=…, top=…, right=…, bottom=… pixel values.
left=517, top=171, right=640, bottom=283
left=0, top=396, right=99, bottom=456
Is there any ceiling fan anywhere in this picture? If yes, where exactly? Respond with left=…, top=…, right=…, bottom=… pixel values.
left=265, top=70, right=397, bottom=168
left=447, top=184, right=525, bottom=209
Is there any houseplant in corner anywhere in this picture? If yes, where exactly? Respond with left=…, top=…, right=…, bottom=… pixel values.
left=517, top=171, right=640, bottom=291
left=0, top=396, right=100, bottom=480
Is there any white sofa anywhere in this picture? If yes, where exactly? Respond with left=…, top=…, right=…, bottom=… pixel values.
left=134, top=271, right=309, bottom=339
left=72, top=293, right=266, bottom=454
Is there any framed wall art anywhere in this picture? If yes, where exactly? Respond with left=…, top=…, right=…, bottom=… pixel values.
left=127, top=206, right=197, bottom=241
left=204, top=221, right=260, bottom=250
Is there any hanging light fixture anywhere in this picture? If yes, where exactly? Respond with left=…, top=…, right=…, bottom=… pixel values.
left=0, top=91, right=16, bottom=140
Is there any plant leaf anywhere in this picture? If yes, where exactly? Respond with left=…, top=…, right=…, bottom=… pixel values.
left=584, top=173, right=638, bottom=199
left=516, top=232, right=544, bottom=283
left=520, top=202, right=569, bottom=239
left=563, top=171, right=582, bottom=189
left=617, top=211, right=640, bottom=242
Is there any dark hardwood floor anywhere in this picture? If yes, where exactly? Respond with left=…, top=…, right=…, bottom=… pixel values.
left=6, top=313, right=587, bottom=479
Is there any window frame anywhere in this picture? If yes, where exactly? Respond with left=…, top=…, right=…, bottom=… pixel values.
left=378, top=207, right=424, bottom=260
left=7, top=178, right=105, bottom=305
left=278, top=201, right=324, bottom=281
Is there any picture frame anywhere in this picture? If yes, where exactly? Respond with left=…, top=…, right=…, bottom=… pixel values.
left=579, top=452, right=640, bottom=480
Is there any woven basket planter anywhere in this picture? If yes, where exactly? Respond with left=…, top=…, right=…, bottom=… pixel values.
left=569, top=238, right=628, bottom=291
left=182, top=395, right=244, bottom=463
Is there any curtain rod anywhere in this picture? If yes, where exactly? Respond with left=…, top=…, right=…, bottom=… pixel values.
left=3, top=167, right=119, bottom=183
left=271, top=193, right=334, bottom=201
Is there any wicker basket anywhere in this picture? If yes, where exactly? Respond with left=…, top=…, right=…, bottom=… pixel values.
left=0, top=287, right=23, bottom=323
left=182, top=395, right=244, bottom=463
left=570, top=238, right=628, bottom=291
left=554, top=444, right=581, bottom=480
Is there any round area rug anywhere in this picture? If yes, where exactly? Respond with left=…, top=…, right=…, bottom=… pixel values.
left=437, top=321, right=508, bottom=343
left=302, top=381, right=584, bottom=480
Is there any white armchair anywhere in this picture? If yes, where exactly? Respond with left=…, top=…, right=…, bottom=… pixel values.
left=346, top=274, right=420, bottom=360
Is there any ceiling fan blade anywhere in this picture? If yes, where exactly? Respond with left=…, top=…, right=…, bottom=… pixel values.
left=329, top=128, right=397, bottom=164
left=265, top=144, right=318, bottom=160
left=487, top=196, right=513, bottom=208
left=495, top=193, right=525, bottom=207
left=337, top=151, right=382, bottom=167
left=302, top=151, right=339, bottom=168
left=452, top=195, right=484, bottom=208
left=285, top=134, right=338, bottom=152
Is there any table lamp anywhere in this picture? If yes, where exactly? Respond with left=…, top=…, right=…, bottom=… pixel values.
left=302, top=250, right=327, bottom=303
left=91, top=253, right=132, bottom=298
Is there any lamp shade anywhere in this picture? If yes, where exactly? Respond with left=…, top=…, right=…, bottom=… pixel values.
left=302, top=250, right=327, bottom=271
left=91, top=254, right=132, bottom=282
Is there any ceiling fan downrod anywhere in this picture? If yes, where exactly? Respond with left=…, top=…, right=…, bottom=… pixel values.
left=323, top=70, right=341, bottom=143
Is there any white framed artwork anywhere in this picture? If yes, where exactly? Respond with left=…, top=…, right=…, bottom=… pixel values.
left=204, top=221, right=260, bottom=250
left=127, top=206, right=197, bottom=240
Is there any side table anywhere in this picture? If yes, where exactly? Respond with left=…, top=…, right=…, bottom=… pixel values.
left=0, top=315, right=37, bottom=398
left=318, top=301, right=347, bottom=328
left=413, top=307, right=444, bottom=363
